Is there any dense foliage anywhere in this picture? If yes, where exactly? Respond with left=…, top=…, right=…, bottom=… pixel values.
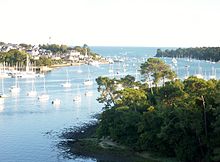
left=0, top=49, right=62, bottom=66
left=96, top=58, right=220, bottom=162
left=140, top=58, right=176, bottom=87
left=155, top=47, right=220, bottom=62
left=39, top=43, right=101, bottom=60
left=73, top=44, right=101, bottom=60
left=0, top=49, right=30, bottom=66
left=39, top=44, right=68, bottom=54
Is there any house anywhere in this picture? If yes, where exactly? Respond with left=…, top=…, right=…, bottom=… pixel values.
left=69, top=50, right=80, bottom=57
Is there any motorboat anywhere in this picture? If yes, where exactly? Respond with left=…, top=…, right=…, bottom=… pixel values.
left=85, top=91, right=93, bottom=96
left=52, top=99, right=61, bottom=105
left=61, top=82, right=72, bottom=88
left=83, top=79, right=93, bottom=86
left=73, top=95, right=81, bottom=102
left=38, top=94, right=49, bottom=101
left=89, top=61, right=100, bottom=67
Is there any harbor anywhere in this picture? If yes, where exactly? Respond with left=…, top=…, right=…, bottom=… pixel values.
left=0, top=46, right=219, bottom=162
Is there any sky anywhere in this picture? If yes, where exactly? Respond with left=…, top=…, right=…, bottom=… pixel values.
left=0, top=0, right=220, bottom=47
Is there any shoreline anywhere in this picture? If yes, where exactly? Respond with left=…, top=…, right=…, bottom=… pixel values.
left=45, top=60, right=109, bottom=72
left=58, top=121, right=172, bottom=162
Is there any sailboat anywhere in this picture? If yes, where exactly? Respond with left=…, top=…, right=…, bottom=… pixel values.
left=27, top=79, right=37, bottom=97
left=73, top=84, right=81, bottom=102
left=38, top=78, right=49, bottom=101
left=172, top=58, right=177, bottom=66
left=184, top=65, right=190, bottom=80
left=108, top=64, right=114, bottom=73
left=209, top=67, right=217, bottom=80
left=10, top=76, right=20, bottom=93
left=15, top=54, right=36, bottom=78
left=61, top=70, right=72, bottom=88
left=83, top=66, right=93, bottom=86
left=0, top=78, right=7, bottom=98
left=194, top=64, right=204, bottom=79
left=0, top=62, right=10, bottom=78
left=0, top=98, right=4, bottom=106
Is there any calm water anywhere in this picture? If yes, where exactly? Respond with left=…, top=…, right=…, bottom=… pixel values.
left=0, top=47, right=219, bottom=162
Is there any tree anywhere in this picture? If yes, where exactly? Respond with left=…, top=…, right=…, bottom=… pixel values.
left=155, top=47, right=220, bottom=62
left=19, top=43, right=32, bottom=49
left=116, top=88, right=148, bottom=112
left=158, top=80, right=187, bottom=107
left=0, top=49, right=30, bottom=66
left=140, top=58, right=176, bottom=87
left=96, top=76, right=119, bottom=109
left=35, top=56, right=52, bottom=66
left=95, top=62, right=220, bottom=162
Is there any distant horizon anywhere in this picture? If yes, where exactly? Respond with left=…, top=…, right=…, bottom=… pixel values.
left=1, top=40, right=219, bottom=49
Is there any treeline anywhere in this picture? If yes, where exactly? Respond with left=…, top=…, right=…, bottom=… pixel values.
left=0, top=49, right=60, bottom=66
left=39, top=44, right=101, bottom=60
left=39, top=44, right=69, bottom=54
left=40, top=44, right=99, bottom=55
left=95, top=58, right=220, bottom=162
left=0, top=49, right=28, bottom=66
left=155, top=47, right=220, bottom=62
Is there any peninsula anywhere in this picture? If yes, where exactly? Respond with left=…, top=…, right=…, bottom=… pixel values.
left=0, top=42, right=109, bottom=73
left=155, top=47, right=220, bottom=62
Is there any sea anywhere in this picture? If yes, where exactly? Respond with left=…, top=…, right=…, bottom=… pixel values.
left=0, top=47, right=219, bottom=162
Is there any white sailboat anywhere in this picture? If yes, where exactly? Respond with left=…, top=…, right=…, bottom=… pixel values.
left=209, top=67, right=217, bottom=80
left=61, top=70, right=72, bottom=88
left=27, top=79, right=37, bottom=97
left=172, top=58, right=177, bottom=66
left=73, top=84, right=81, bottom=102
left=10, top=76, right=20, bottom=94
left=0, top=78, right=7, bottom=98
left=184, top=65, right=190, bottom=80
left=83, top=66, right=93, bottom=86
left=108, top=64, right=114, bottom=73
left=0, top=98, right=4, bottom=106
left=194, top=65, right=204, bottom=79
left=14, top=54, right=36, bottom=78
left=38, top=78, right=49, bottom=101
left=0, top=62, right=10, bottom=78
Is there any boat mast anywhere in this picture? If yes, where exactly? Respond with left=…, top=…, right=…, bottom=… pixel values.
left=43, top=78, right=46, bottom=93
left=26, top=54, right=29, bottom=72
left=1, top=78, right=4, bottom=94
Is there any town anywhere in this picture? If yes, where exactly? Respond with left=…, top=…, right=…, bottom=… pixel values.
left=0, top=41, right=109, bottom=70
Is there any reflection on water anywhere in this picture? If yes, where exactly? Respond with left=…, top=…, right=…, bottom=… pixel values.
left=0, top=103, right=4, bottom=112
left=0, top=47, right=219, bottom=162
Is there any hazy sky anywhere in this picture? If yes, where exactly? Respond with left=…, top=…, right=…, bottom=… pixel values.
left=1, top=0, right=220, bottom=47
